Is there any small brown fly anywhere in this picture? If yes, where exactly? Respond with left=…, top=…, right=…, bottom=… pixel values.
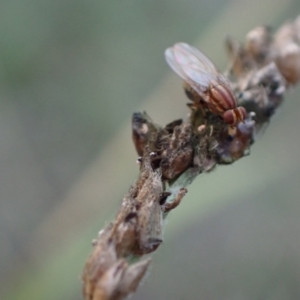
left=165, top=43, right=247, bottom=128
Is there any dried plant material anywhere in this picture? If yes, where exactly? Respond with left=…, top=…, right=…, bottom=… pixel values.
left=82, top=156, right=186, bottom=299
left=216, top=117, right=255, bottom=164
left=275, top=21, right=295, bottom=45
left=245, top=26, right=273, bottom=63
left=276, top=43, right=300, bottom=84
left=274, top=19, right=300, bottom=84
left=225, top=36, right=255, bottom=78
left=160, top=122, right=193, bottom=180
left=85, top=258, right=151, bottom=300
left=82, top=16, right=300, bottom=300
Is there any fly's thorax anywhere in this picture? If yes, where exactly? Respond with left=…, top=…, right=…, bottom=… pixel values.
left=208, top=83, right=237, bottom=114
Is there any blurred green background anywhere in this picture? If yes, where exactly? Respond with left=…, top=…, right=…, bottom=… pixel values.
left=1, top=0, right=300, bottom=299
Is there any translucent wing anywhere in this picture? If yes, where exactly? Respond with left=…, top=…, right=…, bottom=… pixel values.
left=165, top=43, right=230, bottom=96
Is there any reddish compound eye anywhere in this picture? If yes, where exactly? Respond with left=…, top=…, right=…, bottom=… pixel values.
left=223, top=110, right=235, bottom=125
left=223, top=107, right=247, bottom=126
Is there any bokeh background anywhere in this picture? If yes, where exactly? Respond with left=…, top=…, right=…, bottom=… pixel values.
left=1, top=0, right=300, bottom=299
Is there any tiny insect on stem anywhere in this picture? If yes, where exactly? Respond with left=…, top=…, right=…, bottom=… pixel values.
left=165, top=43, right=247, bottom=127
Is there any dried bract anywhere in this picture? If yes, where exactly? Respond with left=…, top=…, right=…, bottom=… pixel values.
left=133, top=162, right=164, bottom=254
left=132, top=112, right=159, bottom=156
left=160, top=122, right=193, bottom=180
left=90, top=259, right=151, bottom=300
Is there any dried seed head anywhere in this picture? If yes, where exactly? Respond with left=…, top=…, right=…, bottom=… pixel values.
left=276, top=42, right=300, bottom=84
left=274, top=18, right=300, bottom=84
left=245, top=26, right=273, bottom=63
left=275, top=21, right=295, bottom=46
left=294, top=15, right=300, bottom=43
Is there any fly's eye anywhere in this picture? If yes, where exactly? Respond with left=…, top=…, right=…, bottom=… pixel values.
left=223, top=110, right=235, bottom=125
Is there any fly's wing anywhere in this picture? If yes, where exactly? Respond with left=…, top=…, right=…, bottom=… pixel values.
left=165, top=43, right=231, bottom=97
